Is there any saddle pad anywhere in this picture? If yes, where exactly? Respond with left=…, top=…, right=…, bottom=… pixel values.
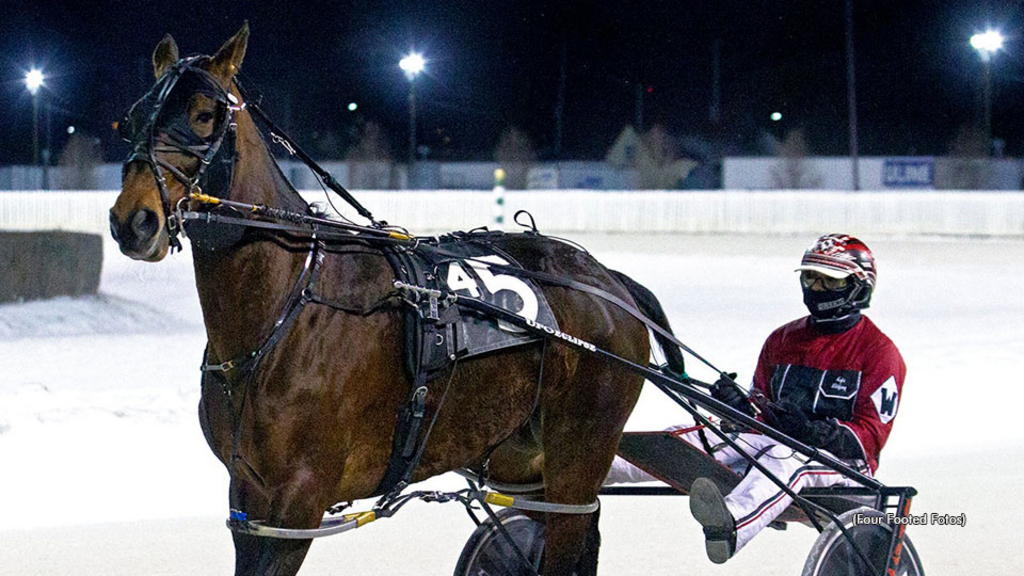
left=432, top=239, right=559, bottom=361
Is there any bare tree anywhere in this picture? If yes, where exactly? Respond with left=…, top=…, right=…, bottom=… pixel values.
left=638, top=124, right=679, bottom=189
left=494, top=126, right=535, bottom=189
left=311, top=129, right=344, bottom=159
left=57, top=133, right=103, bottom=189
left=949, top=122, right=988, bottom=157
left=345, top=122, right=395, bottom=189
left=942, top=123, right=990, bottom=189
left=770, top=129, right=822, bottom=189
left=346, top=121, right=393, bottom=162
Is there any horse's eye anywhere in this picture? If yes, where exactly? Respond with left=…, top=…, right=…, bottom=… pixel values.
left=196, top=111, right=215, bottom=123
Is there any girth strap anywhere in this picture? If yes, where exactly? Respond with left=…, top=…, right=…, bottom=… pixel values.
left=371, top=247, right=456, bottom=498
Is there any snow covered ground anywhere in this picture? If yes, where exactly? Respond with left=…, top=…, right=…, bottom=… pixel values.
left=1, top=232, right=1021, bottom=575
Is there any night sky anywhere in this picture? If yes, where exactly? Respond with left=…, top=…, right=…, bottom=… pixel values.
left=2, top=1, right=1023, bottom=166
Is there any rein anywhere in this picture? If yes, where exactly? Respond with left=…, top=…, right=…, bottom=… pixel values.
left=232, top=77, right=378, bottom=224
left=183, top=188, right=735, bottom=386
left=121, top=54, right=708, bottom=381
left=182, top=193, right=411, bottom=241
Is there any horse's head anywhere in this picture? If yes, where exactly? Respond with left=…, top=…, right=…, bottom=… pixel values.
left=110, top=23, right=249, bottom=261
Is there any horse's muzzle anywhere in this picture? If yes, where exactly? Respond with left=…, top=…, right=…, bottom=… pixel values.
left=109, top=208, right=163, bottom=260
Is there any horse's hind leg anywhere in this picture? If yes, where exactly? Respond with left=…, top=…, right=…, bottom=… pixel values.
left=575, top=504, right=602, bottom=576
left=540, top=360, right=642, bottom=576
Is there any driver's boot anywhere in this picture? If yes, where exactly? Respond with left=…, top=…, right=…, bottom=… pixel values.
left=690, top=477, right=737, bottom=564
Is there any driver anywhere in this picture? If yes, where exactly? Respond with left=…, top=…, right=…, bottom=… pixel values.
left=605, top=234, right=906, bottom=564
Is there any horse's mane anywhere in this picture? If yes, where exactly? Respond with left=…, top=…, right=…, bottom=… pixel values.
left=248, top=120, right=310, bottom=214
left=268, top=152, right=310, bottom=213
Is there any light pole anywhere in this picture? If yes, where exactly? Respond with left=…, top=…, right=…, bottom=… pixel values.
left=25, top=68, right=44, bottom=166
left=845, top=0, right=860, bottom=191
left=970, top=30, right=1004, bottom=155
left=399, top=53, right=425, bottom=167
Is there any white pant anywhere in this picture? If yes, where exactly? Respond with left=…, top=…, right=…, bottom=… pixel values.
left=606, top=425, right=865, bottom=553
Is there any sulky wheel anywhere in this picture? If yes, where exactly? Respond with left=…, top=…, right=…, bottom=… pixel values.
left=453, top=508, right=545, bottom=576
left=802, top=507, right=924, bottom=576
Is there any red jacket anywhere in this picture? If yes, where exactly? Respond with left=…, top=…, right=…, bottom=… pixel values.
left=752, top=315, right=905, bottom=473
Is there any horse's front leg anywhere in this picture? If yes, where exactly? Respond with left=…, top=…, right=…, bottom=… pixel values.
left=230, top=469, right=323, bottom=576
left=230, top=475, right=268, bottom=576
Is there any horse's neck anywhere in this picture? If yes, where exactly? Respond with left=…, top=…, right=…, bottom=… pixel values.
left=192, top=112, right=307, bottom=365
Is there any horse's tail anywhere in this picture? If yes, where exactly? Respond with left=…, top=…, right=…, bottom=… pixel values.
left=609, top=269, right=686, bottom=378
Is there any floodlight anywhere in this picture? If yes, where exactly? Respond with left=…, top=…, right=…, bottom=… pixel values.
left=25, top=69, right=44, bottom=95
left=970, top=30, right=1004, bottom=60
left=399, top=53, right=425, bottom=78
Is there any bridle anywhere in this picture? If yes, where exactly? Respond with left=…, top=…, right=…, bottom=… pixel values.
left=119, top=55, right=244, bottom=251
left=119, top=52, right=391, bottom=256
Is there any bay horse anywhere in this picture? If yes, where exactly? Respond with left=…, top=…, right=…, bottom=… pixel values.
left=109, top=24, right=682, bottom=576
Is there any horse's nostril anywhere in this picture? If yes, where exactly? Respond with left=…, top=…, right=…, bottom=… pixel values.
left=131, top=209, right=159, bottom=238
left=109, top=211, right=121, bottom=242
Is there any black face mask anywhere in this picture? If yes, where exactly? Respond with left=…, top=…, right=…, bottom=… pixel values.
left=802, top=284, right=858, bottom=319
left=119, top=58, right=237, bottom=199
left=810, top=310, right=862, bottom=334
left=120, top=63, right=229, bottom=148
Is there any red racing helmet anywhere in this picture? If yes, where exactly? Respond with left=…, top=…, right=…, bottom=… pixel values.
left=796, top=234, right=877, bottom=314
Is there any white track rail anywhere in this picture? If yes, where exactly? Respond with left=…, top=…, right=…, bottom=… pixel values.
left=1, top=189, right=1021, bottom=237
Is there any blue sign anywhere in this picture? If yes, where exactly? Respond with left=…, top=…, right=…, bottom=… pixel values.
left=883, top=158, right=934, bottom=188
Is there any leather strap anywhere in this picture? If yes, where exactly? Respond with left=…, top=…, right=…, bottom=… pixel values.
left=202, top=241, right=322, bottom=380
left=416, top=244, right=725, bottom=377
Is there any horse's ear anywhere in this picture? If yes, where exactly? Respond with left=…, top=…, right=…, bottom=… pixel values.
left=211, top=21, right=249, bottom=82
left=153, top=34, right=179, bottom=78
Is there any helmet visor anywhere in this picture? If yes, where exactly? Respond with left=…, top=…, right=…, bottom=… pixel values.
left=799, top=270, right=849, bottom=290
left=795, top=261, right=856, bottom=280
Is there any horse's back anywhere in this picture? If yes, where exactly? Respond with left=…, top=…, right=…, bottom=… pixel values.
left=493, top=233, right=649, bottom=359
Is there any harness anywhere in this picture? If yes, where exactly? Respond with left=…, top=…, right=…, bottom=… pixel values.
left=117, top=59, right=570, bottom=497
left=124, top=74, right=708, bottom=501
left=123, top=67, right=549, bottom=501
left=197, top=228, right=560, bottom=500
